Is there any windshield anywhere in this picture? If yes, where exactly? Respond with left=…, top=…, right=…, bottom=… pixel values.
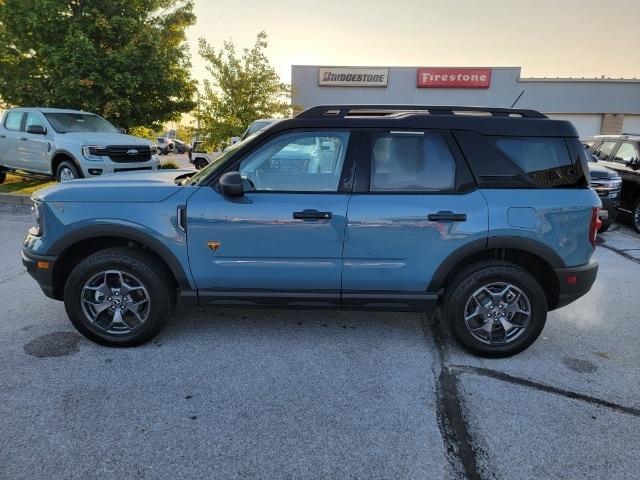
left=185, top=132, right=261, bottom=186
left=44, top=113, right=119, bottom=134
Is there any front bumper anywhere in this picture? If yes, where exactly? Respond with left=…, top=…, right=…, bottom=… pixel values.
left=81, top=158, right=161, bottom=177
left=553, top=259, right=598, bottom=310
left=22, top=248, right=59, bottom=300
left=598, top=196, right=619, bottom=225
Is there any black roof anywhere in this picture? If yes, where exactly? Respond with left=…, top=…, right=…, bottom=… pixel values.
left=272, top=105, right=578, bottom=137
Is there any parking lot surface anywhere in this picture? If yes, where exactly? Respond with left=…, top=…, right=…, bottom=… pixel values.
left=1, top=205, right=639, bottom=479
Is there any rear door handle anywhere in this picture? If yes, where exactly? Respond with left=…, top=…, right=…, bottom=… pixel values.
left=428, top=211, right=467, bottom=222
left=19, top=137, right=27, bottom=141
left=293, top=209, right=332, bottom=220
left=0, top=135, right=6, bottom=138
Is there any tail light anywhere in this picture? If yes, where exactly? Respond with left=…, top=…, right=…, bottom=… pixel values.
left=589, top=207, right=602, bottom=248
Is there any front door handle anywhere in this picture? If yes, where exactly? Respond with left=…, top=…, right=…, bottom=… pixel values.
left=428, top=211, right=467, bottom=222
left=293, top=209, right=332, bottom=220
left=19, top=137, right=27, bottom=141
left=0, top=135, right=6, bottom=138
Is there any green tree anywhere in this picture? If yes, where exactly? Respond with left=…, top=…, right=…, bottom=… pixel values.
left=197, top=31, right=292, bottom=148
left=0, top=0, right=196, bottom=130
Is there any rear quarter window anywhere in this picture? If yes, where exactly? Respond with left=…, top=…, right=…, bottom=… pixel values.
left=493, top=136, right=576, bottom=188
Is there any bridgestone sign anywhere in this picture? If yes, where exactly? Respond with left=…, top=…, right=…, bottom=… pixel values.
left=318, top=68, right=388, bottom=87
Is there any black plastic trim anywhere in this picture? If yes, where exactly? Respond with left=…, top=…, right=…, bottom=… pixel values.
left=554, top=260, right=598, bottom=309
left=46, top=224, right=193, bottom=290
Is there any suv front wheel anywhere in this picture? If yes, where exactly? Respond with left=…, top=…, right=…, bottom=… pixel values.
left=443, top=260, right=548, bottom=357
left=63, top=247, right=173, bottom=347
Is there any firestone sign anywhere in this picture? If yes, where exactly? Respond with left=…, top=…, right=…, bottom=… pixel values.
left=318, top=67, right=388, bottom=87
left=417, top=68, right=491, bottom=88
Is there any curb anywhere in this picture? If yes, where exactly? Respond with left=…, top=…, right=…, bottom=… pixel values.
left=0, top=193, right=32, bottom=206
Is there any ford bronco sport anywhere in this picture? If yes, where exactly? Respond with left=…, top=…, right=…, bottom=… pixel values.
left=22, top=105, right=601, bottom=357
left=0, top=108, right=160, bottom=182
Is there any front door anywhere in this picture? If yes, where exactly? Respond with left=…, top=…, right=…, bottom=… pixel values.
left=21, top=112, right=49, bottom=173
left=342, top=129, right=488, bottom=309
left=186, top=129, right=358, bottom=307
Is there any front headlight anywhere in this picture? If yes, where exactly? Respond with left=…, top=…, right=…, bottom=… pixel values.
left=82, top=145, right=106, bottom=161
left=149, top=144, right=158, bottom=154
left=30, top=201, right=42, bottom=237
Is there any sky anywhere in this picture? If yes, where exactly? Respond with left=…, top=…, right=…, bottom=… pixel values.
left=186, top=0, right=640, bottom=84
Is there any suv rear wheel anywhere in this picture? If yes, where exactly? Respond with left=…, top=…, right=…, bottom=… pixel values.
left=194, top=157, right=208, bottom=170
left=63, top=247, right=173, bottom=347
left=443, top=260, right=548, bottom=357
left=56, top=160, right=80, bottom=182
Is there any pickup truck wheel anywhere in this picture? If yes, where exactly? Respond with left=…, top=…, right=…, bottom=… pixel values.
left=56, top=161, right=80, bottom=182
left=63, top=247, right=172, bottom=347
left=632, top=199, right=640, bottom=233
left=0, top=170, right=6, bottom=184
left=443, top=260, right=548, bottom=357
left=194, top=158, right=208, bottom=170
left=598, top=221, right=612, bottom=233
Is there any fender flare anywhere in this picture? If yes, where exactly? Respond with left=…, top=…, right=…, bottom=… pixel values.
left=426, top=236, right=566, bottom=293
left=48, top=223, right=194, bottom=291
left=50, top=149, right=84, bottom=177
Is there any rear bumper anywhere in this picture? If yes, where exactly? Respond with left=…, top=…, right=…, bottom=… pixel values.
left=22, top=248, right=59, bottom=300
left=553, top=259, right=598, bottom=309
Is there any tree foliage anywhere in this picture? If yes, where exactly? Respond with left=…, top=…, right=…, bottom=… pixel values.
left=0, top=0, right=197, bottom=129
left=197, top=31, right=292, bottom=148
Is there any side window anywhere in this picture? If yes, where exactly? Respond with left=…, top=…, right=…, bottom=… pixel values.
left=613, top=142, right=638, bottom=164
left=494, top=136, right=575, bottom=188
left=239, top=131, right=350, bottom=192
left=593, top=141, right=617, bottom=160
left=4, top=111, right=24, bottom=131
left=25, top=113, right=45, bottom=130
left=369, top=132, right=456, bottom=192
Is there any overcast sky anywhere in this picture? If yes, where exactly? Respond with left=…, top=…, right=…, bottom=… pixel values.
left=187, top=0, right=640, bottom=83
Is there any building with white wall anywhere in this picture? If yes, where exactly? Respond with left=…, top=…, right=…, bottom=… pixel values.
left=291, top=66, right=640, bottom=138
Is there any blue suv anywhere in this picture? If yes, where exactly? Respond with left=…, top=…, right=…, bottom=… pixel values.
left=22, top=105, right=601, bottom=356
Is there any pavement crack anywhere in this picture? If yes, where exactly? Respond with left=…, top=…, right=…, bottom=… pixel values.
left=598, top=244, right=640, bottom=265
left=450, top=365, right=640, bottom=417
left=424, top=313, right=484, bottom=480
left=0, top=271, right=26, bottom=285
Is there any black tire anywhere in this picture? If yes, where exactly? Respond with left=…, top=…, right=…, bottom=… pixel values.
left=56, top=160, right=81, bottom=182
left=632, top=199, right=640, bottom=234
left=0, top=170, right=6, bottom=184
left=443, top=260, right=548, bottom=357
left=194, top=157, right=208, bottom=170
left=63, top=247, right=173, bottom=347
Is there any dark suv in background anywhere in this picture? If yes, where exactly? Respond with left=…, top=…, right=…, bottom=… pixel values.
left=585, top=134, right=640, bottom=232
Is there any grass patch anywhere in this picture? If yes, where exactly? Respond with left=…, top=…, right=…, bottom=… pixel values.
left=0, top=173, right=56, bottom=196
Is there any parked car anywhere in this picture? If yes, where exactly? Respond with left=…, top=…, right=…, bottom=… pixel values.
left=156, top=137, right=174, bottom=155
left=0, top=108, right=159, bottom=182
left=585, top=134, right=640, bottom=232
left=583, top=148, right=622, bottom=232
left=188, top=141, right=217, bottom=170
left=172, top=139, right=189, bottom=154
left=22, top=104, right=600, bottom=357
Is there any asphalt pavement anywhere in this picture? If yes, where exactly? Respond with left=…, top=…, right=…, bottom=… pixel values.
left=1, top=205, right=639, bottom=480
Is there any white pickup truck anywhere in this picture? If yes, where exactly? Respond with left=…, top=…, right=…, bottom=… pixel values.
left=0, top=107, right=160, bottom=182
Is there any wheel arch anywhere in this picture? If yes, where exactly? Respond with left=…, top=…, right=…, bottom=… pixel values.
left=49, top=225, right=193, bottom=300
left=428, top=236, right=565, bottom=311
left=51, top=149, right=83, bottom=178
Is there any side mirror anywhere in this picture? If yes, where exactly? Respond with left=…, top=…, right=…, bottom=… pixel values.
left=219, top=171, right=244, bottom=197
left=26, top=124, right=46, bottom=135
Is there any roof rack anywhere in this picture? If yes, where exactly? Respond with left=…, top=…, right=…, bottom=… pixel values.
left=296, top=104, right=547, bottom=119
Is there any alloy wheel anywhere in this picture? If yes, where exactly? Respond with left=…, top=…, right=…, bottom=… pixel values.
left=80, top=270, right=151, bottom=335
left=463, top=282, right=532, bottom=345
left=59, top=167, right=76, bottom=182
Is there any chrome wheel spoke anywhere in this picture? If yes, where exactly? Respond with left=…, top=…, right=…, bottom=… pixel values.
left=80, top=269, right=150, bottom=335
left=464, top=282, right=532, bottom=346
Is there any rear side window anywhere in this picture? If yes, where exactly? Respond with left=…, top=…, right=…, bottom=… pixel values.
left=494, top=137, right=575, bottom=188
left=370, top=132, right=456, bottom=192
left=4, top=111, right=23, bottom=131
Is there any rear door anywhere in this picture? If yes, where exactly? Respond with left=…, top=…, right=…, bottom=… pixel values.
left=0, top=111, right=25, bottom=169
left=342, top=129, right=488, bottom=310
